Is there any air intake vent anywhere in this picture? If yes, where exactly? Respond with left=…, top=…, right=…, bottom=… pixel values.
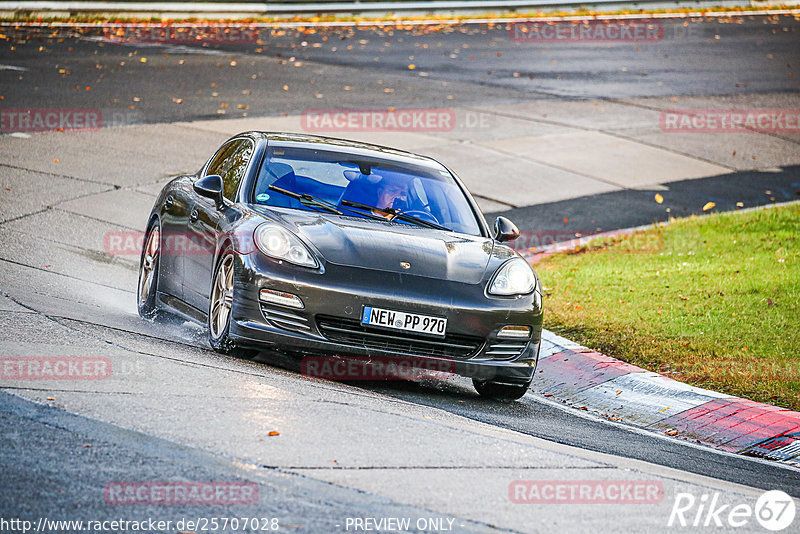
left=260, top=305, right=311, bottom=333
left=485, top=341, right=528, bottom=359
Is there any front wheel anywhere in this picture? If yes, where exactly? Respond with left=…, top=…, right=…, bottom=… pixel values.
left=208, top=251, right=258, bottom=359
left=473, top=379, right=530, bottom=401
left=137, top=221, right=163, bottom=320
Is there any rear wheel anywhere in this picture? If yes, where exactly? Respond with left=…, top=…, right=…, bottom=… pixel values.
left=473, top=379, right=530, bottom=401
left=208, top=251, right=258, bottom=359
left=137, top=221, right=163, bottom=320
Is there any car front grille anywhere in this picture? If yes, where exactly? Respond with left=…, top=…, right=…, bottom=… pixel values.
left=316, top=315, right=484, bottom=360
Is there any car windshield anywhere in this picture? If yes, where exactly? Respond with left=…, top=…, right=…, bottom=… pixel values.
left=252, top=145, right=483, bottom=236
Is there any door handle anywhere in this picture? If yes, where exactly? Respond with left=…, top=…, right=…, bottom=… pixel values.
left=165, top=195, right=174, bottom=209
left=190, top=209, right=199, bottom=223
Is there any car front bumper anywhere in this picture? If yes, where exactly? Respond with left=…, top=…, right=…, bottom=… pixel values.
left=229, top=253, right=544, bottom=385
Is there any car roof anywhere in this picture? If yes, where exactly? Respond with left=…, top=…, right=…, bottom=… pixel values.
left=240, top=131, right=449, bottom=171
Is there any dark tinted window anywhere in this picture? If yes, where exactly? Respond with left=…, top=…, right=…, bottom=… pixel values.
left=206, top=139, right=254, bottom=202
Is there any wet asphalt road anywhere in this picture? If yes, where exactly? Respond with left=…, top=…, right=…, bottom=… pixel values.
left=2, top=15, right=799, bottom=233
left=1, top=17, right=798, bottom=122
left=3, top=390, right=492, bottom=533
left=1, top=14, right=800, bottom=532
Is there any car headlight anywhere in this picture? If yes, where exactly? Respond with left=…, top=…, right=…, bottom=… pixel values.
left=254, top=224, right=318, bottom=268
left=488, top=258, right=536, bottom=296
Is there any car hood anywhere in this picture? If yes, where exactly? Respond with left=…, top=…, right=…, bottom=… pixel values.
left=254, top=208, right=497, bottom=284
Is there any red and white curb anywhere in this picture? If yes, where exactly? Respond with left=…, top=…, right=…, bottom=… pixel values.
left=536, top=330, right=800, bottom=467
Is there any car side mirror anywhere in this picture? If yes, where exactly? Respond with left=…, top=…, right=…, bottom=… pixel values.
left=194, top=175, right=224, bottom=207
left=494, top=216, right=520, bottom=243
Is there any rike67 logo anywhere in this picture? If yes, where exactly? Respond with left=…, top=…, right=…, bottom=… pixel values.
left=668, top=490, right=796, bottom=531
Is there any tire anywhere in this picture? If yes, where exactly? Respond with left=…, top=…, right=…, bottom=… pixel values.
left=473, top=378, right=530, bottom=401
left=137, top=221, right=164, bottom=320
left=208, top=251, right=258, bottom=359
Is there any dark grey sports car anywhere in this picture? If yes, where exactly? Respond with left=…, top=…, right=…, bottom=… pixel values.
left=138, top=132, right=543, bottom=399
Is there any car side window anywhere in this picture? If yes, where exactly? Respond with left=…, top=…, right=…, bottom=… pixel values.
left=205, top=139, right=254, bottom=202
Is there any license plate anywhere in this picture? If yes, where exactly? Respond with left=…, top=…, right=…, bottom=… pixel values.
left=361, top=306, right=447, bottom=337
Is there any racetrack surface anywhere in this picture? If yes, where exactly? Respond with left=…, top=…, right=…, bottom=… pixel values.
left=1, top=14, right=799, bottom=532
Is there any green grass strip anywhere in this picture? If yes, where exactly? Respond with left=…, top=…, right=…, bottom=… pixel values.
left=536, top=203, right=800, bottom=411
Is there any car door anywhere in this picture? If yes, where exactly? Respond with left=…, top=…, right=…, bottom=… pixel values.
left=156, top=177, right=194, bottom=300
left=183, top=138, right=254, bottom=313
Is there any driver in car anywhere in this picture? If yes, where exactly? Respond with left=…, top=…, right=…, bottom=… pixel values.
left=372, top=175, right=410, bottom=218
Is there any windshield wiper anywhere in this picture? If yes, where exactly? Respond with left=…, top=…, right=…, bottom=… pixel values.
left=340, top=199, right=451, bottom=231
left=268, top=185, right=342, bottom=215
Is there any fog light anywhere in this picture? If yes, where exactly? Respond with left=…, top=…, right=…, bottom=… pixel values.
left=260, top=289, right=304, bottom=309
left=497, top=325, right=531, bottom=339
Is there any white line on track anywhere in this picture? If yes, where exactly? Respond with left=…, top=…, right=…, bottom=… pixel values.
left=81, top=35, right=235, bottom=54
